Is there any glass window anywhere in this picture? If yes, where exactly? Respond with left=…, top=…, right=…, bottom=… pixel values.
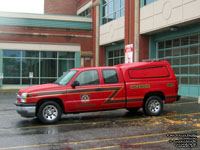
left=173, top=48, right=180, bottom=56
left=173, top=39, right=180, bottom=47
left=2, top=50, right=75, bottom=85
left=181, top=57, right=188, bottom=65
left=173, top=58, right=180, bottom=65
left=22, top=59, right=39, bottom=77
left=3, top=78, right=20, bottom=84
left=158, top=42, right=164, bottom=49
left=156, top=33, right=200, bottom=86
left=190, top=56, right=198, bottom=64
left=3, top=58, right=20, bottom=77
left=108, top=59, right=113, bottom=66
left=107, top=47, right=124, bottom=66
left=165, top=49, right=172, bottom=57
left=190, top=35, right=198, bottom=44
left=181, top=77, right=188, bottom=84
left=165, top=40, right=172, bottom=48
left=3, top=50, right=20, bottom=57
left=181, top=67, right=188, bottom=74
left=190, top=46, right=198, bottom=54
left=40, top=78, right=57, bottom=84
left=143, top=0, right=156, bottom=6
left=172, top=67, right=180, bottom=74
left=41, top=51, right=57, bottom=58
left=102, top=69, right=118, bottom=84
left=40, top=59, right=57, bottom=77
left=75, top=70, right=99, bottom=86
left=189, top=77, right=198, bottom=85
left=22, top=78, right=39, bottom=85
left=181, top=47, right=188, bottom=55
left=114, top=0, right=120, bottom=10
left=158, top=51, right=164, bottom=58
left=190, top=66, right=198, bottom=74
left=58, top=60, right=75, bottom=77
left=55, top=70, right=77, bottom=85
left=181, top=37, right=189, bottom=45
left=59, top=52, right=74, bottom=59
left=108, top=1, right=113, bottom=15
left=22, top=51, right=39, bottom=57
left=101, top=0, right=125, bottom=25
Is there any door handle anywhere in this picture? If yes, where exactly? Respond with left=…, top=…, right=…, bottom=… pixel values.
left=96, top=88, right=102, bottom=91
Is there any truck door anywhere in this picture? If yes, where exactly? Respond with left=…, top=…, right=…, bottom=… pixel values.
left=100, top=69, right=126, bottom=110
left=66, top=69, right=104, bottom=112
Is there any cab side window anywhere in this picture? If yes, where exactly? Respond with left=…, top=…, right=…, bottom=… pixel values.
left=102, top=69, right=119, bottom=84
left=75, top=70, right=99, bottom=86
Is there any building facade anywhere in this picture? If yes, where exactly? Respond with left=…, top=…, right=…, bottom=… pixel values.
left=0, top=0, right=200, bottom=98
left=0, top=12, right=93, bottom=89
left=140, top=0, right=200, bottom=97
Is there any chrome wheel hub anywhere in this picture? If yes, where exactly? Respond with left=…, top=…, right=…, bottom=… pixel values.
left=43, top=105, right=58, bottom=121
left=148, top=100, right=160, bottom=113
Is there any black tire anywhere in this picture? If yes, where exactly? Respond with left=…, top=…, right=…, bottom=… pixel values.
left=127, top=107, right=140, bottom=113
left=37, top=101, right=62, bottom=124
left=143, top=96, right=163, bottom=116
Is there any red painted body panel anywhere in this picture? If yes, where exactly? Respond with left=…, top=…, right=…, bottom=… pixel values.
left=18, top=61, right=179, bottom=114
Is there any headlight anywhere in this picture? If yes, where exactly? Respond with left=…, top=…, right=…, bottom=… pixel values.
left=21, top=93, right=27, bottom=103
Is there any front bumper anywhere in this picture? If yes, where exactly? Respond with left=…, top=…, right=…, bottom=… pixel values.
left=15, top=103, right=36, bottom=118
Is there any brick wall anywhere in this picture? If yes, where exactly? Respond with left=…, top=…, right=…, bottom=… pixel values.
left=44, top=0, right=77, bottom=15
left=0, top=26, right=93, bottom=66
left=76, top=0, right=90, bottom=9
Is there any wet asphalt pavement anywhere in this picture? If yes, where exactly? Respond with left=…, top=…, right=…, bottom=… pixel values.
left=0, top=94, right=199, bottom=150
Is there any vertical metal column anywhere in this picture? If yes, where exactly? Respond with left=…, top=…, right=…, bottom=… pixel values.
left=0, top=50, right=3, bottom=87
left=95, top=1, right=100, bottom=66
left=134, top=0, right=140, bottom=62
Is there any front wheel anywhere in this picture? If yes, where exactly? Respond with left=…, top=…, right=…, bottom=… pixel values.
left=37, top=101, right=62, bottom=124
left=143, top=96, right=163, bottom=116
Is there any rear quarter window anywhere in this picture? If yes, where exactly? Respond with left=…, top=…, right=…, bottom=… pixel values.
left=128, top=66, right=169, bottom=79
left=102, top=69, right=119, bottom=84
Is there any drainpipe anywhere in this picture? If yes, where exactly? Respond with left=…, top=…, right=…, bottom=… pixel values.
left=134, top=0, right=140, bottom=62
left=90, top=0, right=100, bottom=66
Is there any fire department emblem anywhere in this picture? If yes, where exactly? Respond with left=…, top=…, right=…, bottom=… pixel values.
left=81, top=94, right=90, bottom=103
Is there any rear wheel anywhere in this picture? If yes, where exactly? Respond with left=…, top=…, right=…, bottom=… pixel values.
left=143, top=96, right=163, bottom=116
left=37, top=101, right=62, bottom=124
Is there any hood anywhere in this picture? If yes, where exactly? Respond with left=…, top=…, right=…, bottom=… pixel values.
left=19, top=83, right=62, bottom=94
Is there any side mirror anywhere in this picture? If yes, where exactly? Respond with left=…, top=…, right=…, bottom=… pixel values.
left=71, top=81, right=80, bottom=88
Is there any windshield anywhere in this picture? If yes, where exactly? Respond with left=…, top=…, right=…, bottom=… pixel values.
left=55, top=70, right=77, bottom=85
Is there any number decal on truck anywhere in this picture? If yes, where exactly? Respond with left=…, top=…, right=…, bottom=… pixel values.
left=130, top=84, right=150, bottom=89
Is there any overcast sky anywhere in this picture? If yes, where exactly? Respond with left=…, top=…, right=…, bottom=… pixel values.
left=0, top=0, right=44, bottom=14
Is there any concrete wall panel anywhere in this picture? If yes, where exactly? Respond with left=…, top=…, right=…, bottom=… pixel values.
left=140, top=0, right=200, bottom=34
left=100, top=17, right=125, bottom=46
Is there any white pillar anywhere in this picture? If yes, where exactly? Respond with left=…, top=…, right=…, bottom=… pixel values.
left=95, top=4, right=100, bottom=66
left=134, top=0, right=140, bottom=62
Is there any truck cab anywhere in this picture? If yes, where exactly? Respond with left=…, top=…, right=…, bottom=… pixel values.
left=16, top=61, right=180, bottom=124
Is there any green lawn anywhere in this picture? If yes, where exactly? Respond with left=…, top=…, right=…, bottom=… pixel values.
left=0, top=89, right=19, bottom=93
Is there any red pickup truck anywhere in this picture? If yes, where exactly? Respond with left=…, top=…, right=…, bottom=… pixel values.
left=16, top=61, right=180, bottom=124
